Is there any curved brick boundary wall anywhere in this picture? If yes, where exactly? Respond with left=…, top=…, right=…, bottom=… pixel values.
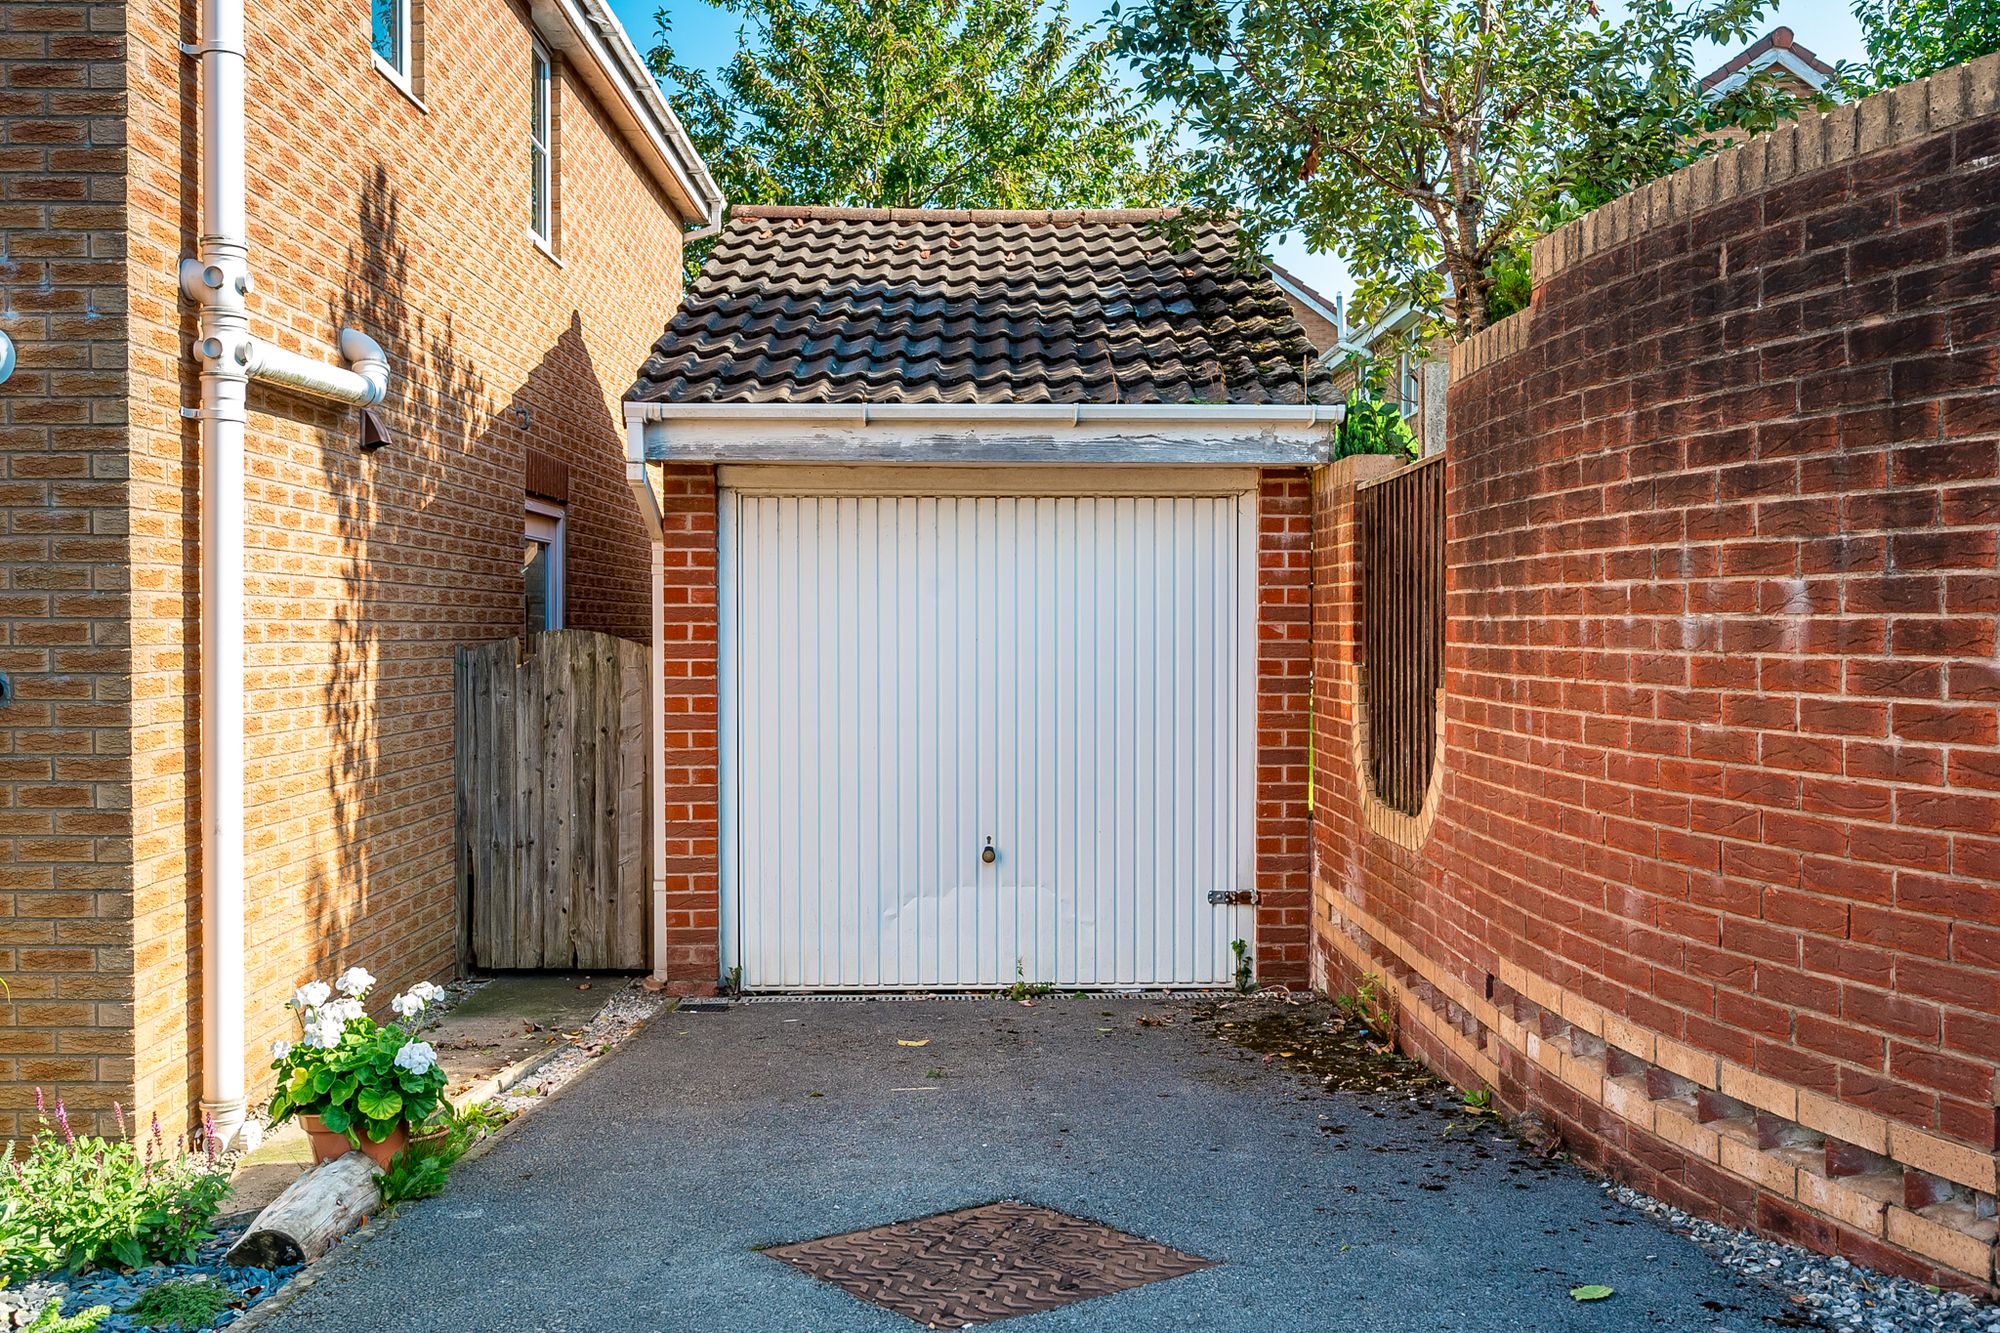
left=1311, top=56, right=2000, bottom=1292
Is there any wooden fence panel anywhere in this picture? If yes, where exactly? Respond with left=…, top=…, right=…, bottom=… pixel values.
left=1358, top=455, right=1446, bottom=815
left=455, top=630, right=650, bottom=970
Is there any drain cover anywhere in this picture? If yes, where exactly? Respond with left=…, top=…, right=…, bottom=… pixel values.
left=764, top=1200, right=1212, bottom=1326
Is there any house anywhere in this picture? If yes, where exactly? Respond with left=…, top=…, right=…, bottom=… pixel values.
left=1699, top=25, right=1837, bottom=101
left=623, top=206, right=1339, bottom=993
left=0, top=0, right=720, bottom=1140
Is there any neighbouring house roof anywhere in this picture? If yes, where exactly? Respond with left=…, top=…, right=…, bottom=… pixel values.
left=1700, top=26, right=1837, bottom=98
left=1265, top=262, right=1343, bottom=355
left=627, top=207, right=1336, bottom=405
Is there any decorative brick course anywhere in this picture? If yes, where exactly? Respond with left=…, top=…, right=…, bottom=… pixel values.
left=1314, top=71, right=2000, bottom=1290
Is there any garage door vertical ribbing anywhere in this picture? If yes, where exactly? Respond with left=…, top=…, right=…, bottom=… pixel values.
left=718, top=485, right=1257, bottom=990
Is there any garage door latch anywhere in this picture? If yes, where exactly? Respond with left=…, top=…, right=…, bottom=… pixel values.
left=1207, top=889, right=1257, bottom=906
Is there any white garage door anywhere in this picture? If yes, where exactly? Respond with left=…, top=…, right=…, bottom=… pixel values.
left=717, top=467, right=1257, bottom=990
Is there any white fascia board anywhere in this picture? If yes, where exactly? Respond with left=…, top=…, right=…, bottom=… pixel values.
left=626, top=400, right=1344, bottom=465
left=532, top=0, right=724, bottom=228
left=1268, top=268, right=1344, bottom=330
left=1704, top=48, right=1831, bottom=99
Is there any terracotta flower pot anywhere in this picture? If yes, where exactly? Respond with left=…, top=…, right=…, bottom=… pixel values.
left=299, top=1113, right=409, bottom=1170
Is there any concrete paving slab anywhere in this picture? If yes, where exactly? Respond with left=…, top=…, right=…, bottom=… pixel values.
left=252, top=996, right=1800, bottom=1333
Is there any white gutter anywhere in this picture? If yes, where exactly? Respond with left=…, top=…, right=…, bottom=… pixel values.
left=182, top=0, right=394, bottom=1146
left=621, top=430, right=669, bottom=985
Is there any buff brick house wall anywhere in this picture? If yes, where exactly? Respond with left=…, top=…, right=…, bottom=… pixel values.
left=1, top=0, right=703, bottom=1135
left=1312, top=60, right=2000, bottom=1290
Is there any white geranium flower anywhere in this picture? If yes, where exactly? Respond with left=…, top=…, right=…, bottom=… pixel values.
left=270, top=1039, right=292, bottom=1060
left=409, top=981, right=442, bottom=1002
left=392, top=1041, right=438, bottom=1075
left=291, top=980, right=331, bottom=1012
left=319, top=997, right=364, bottom=1025
left=304, top=1016, right=345, bottom=1050
left=335, top=966, right=375, bottom=997
left=389, top=991, right=426, bottom=1019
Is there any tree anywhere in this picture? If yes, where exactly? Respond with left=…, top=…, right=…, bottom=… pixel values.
left=1846, top=0, right=2000, bottom=90
left=648, top=0, right=1195, bottom=216
left=1115, top=0, right=1778, bottom=338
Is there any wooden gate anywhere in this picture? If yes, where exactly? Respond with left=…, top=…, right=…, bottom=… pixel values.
left=454, top=630, right=649, bottom=970
left=1358, top=454, right=1446, bottom=816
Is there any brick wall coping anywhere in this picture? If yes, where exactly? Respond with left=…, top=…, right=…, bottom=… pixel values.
left=1530, top=51, right=2000, bottom=289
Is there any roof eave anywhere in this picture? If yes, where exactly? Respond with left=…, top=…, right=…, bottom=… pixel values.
left=532, top=0, right=725, bottom=228
left=625, top=400, right=1346, bottom=466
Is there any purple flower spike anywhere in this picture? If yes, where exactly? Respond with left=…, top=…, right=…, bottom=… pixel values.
left=53, top=1096, right=73, bottom=1147
left=113, top=1101, right=127, bottom=1139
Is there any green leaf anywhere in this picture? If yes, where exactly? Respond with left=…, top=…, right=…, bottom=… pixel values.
left=319, top=1104, right=352, bottom=1134
left=110, top=1236, right=145, bottom=1270
left=311, top=1068, right=334, bottom=1094
left=363, top=1118, right=399, bottom=1144
left=356, top=1088, right=404, bottom=1123
left=1569, top=1285, right=1615, bottom=1302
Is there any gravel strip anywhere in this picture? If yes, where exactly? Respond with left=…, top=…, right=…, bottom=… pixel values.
left=27, top=1232, right=300, bottom=1330
left=1607, top=1181, right=2000, bottom=1332
left=493, top=980, right=668, bottom=1113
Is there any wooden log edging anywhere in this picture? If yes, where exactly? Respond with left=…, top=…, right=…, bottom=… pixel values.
left=224, top=1152, right=383, bottom=1270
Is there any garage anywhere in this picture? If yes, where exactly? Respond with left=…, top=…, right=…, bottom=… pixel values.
left=717, top=467, right=1258, bottom=989
left=622, top=204, right=1341, bottom=993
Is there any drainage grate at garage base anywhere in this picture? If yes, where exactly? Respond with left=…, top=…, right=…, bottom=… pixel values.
left=763, top=1200, right=1213, bottom=1326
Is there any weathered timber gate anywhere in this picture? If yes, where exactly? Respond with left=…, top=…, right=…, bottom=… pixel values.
left=1357, top=454, right=1446, bottom=816
left=454, top=630, right=649, bottom=970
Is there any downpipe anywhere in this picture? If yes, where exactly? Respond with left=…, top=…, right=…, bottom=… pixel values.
left=182, top=0, right=392, bottom=1148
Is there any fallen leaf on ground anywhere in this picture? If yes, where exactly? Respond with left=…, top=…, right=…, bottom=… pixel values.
left=577, top=982, right=592, bottom=991
left=1568, top=1285, right=1614, bottom=1302
left=897, top=1038, right=930, bottom=1047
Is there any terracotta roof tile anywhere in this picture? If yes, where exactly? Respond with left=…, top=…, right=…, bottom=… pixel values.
left=628, top=207, right=1337, bottom=405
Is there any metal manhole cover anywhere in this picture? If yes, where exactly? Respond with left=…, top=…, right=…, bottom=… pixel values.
left=764, top=1200, right=1212, bottom=1326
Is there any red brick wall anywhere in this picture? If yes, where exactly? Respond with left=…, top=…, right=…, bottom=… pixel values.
left=657, top=463, right=719, bottom=994
left=1257, top=468, right=1313, bottom=986
left=1313, top=63, right=2000, bottom=1291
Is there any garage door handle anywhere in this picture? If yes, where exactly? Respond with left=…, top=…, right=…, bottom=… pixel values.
left=981, top=837, right=997, bottom=865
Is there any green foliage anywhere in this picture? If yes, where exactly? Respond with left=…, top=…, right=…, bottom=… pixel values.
left=267, top=972, right=447, bottom=1149
left=1231, top=939, right=1257, bottom=994
left=1117, top=0, right=1797, bottom=337
left=0, top=1098, right=230, bottom=1277
left=1334, top=973, right=1393, bottom=1036
left=119, top=1277, right=236, bottom=1331
left=650, top=0, right=1195, bottom=276
left=1845, top=0, right=2000, bottom=90
left=1335, top=391, right=1418, bottom=461
left=1003, top=959, right=1055, bottom=1002
left=373, top=1102, right=509, bottom=1208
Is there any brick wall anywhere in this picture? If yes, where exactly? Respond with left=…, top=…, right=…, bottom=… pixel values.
left=656, top=462, right=718, bottom=994
left=0, top=0, right=134, bottom=1137
left=1256, top=468, right=1313, bottom=986
left=1313, top=59, right=2000, bottom=1291
left=105, top=0, right=688, bottom=1128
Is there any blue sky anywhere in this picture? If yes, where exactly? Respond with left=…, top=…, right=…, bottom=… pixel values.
left=611, top=0, right=1869, bottom=302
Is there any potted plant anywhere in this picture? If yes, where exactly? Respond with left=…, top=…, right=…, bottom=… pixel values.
left=266, top=968, right=448, bottom=1168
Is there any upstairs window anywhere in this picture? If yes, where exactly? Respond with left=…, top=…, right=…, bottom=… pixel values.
left=372, top=0, right=409, bottom=81
left=530, top=42, right=554, bottom=246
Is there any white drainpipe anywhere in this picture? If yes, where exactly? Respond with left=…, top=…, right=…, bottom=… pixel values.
left=182, top=0, right=393, bottom=1145
left=624, top=426, right=669, bottom=984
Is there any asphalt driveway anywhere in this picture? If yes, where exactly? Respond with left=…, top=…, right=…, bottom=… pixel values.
left=255, top=995, right=1798, bottom=1332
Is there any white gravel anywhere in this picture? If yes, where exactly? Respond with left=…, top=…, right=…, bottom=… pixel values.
left=1607, top=1181, right=2000, bottom=1332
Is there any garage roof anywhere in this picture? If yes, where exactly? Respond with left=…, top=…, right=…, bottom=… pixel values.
left=627, top=207, right=1337, bottom=406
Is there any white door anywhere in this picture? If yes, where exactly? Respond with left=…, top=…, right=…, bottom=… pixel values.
left=718, top=467, right=1257, bottom=990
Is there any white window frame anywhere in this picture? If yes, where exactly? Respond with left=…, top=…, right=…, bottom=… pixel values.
left=371, top=0, right=420, bottom=104
left=525, top=499, right=566, bottom=632
left=529, top=40, right=554, bottom=250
